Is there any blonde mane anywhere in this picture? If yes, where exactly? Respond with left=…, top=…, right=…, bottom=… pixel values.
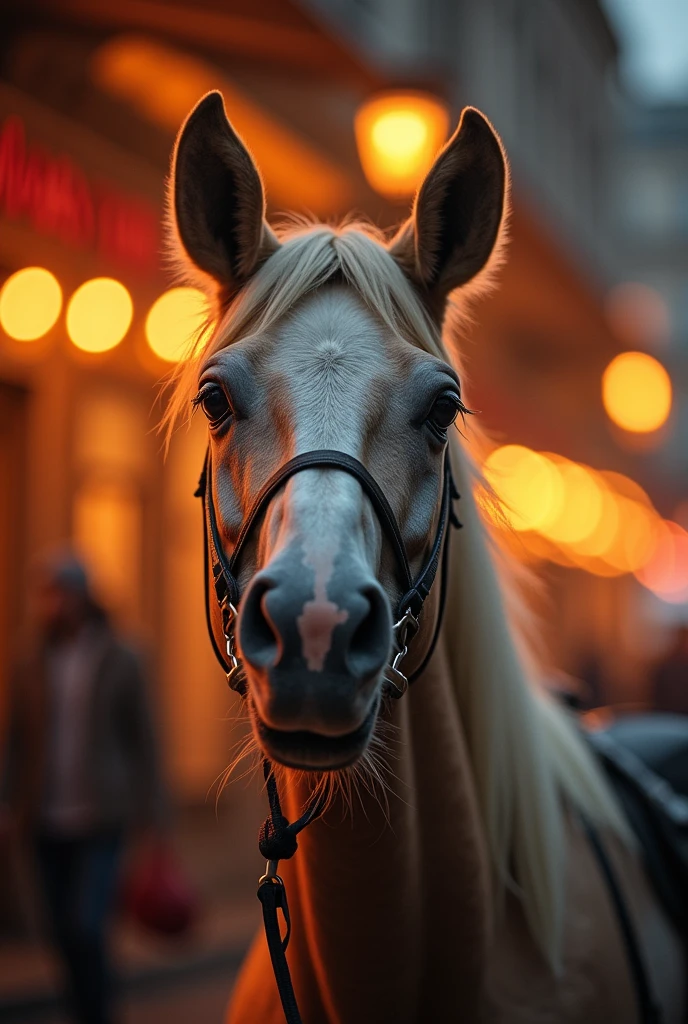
left=166, top=218, right=630, bottom=968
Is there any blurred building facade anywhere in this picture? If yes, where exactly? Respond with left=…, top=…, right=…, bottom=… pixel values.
left=614, top=102, right=688, bottom=494
left=0, top=0, right=682, bottom=874
left=307, top=0, right=674, bottom=690
left=0, top=1, right=383, bottom=811
left=306, top=0, right=619, bottom=273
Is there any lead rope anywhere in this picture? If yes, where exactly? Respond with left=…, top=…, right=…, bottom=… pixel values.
left=256, top=761, right=326, bottom=1024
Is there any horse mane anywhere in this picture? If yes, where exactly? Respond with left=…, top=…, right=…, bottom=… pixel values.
left=165, top=218, right=631, bottom=968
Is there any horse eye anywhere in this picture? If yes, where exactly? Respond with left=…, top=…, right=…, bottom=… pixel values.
left=428, top=393, right=460, bottom=432
left=198, top=386, right=231, bottom=424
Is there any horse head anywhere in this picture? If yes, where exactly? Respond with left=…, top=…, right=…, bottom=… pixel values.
left=170, top=91, right=506, bottom=772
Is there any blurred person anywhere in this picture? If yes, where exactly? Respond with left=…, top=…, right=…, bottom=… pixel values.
left=1, top=552, right=166, bottom=1024
left=652, top=623, right=688, bottom=716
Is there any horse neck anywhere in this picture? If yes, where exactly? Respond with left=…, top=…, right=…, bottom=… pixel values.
left=278, top=640, right=492, bottom=1023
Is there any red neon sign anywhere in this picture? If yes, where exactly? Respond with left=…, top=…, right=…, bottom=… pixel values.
left=0, top=115, right=160, bottom=272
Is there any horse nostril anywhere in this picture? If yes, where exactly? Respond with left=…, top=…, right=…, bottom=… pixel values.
left=347, top=585, right=392, bottom=680
left=239, top=577, right=280, bottom=670
left=240, top=570, right=392, bottom=684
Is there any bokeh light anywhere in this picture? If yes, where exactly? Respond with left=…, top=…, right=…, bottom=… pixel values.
left=539, top=461, right=604, bottom=545
left=517, top=529, right=580, bottom=568
left=598, top=470, right=652, bottom=509
left=481, top=445, right=674, bottom=586
left=66, top=278, right=133, bottom=353
left=602, top=498, right=658, bottom=574
left=0, top=267, right=62, bottom=341
left=568, top=476, right=619, bottom=558
left=145, top=287, right=208, bottom=363
left=483, top=445, right=563, bottom=532
left=635, top=521, right=688, bottom=603
left=355, top=91, right=449, bottom=198
left=602, top=351, right=672, bottom=433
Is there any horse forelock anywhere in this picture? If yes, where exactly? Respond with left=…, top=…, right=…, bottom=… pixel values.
left=163, top=218, right=455, bottom=440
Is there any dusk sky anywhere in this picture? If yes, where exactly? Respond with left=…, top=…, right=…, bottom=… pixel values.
left=602, top=0, right=688, bottom=102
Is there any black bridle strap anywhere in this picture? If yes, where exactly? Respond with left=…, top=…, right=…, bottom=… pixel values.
left=205, top=449, right=419, bottom=611
left=232, top=450, right=417, bottom=591
left=408, top=475, right=459, bottom=684
left=196, top=449, right=233, bottom=673
left=403, top=453, right=459, bottom=637
left=200, top=447, right=457, bottom=627
left=197, top=447, right=459, bottom=692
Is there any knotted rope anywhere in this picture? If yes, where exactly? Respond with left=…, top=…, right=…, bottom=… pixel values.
left=256, top=760, right=326, bottom=1024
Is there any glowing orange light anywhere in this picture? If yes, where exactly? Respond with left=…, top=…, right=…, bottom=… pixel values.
left=568, top=475, right=619, bottom=558
left=539, top=461, right=604, bottom=545
left=145, top=287, right=208, bottom=363
left=598, top=471, right=652, bottom=509
left=0, top=267, right=62, bottom=340
left=517, top=529, right=580, bottom=568
left=602, top=351, right=672, bottom=433
left=480, top=445, right=676, bottom=585
left=67, top=278, right=133, bottom=353
left=355, top=91, right=449, bottom=198
left=600, top=498, right=658, bottom=574
left=635, top=521, right=688, bottom=603
left=483, top=445, right=564, bottom=532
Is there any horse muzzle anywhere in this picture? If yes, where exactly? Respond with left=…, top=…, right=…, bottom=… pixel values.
left=197, top=446, right=459, bottom=770
left=238, top=555, right=392, bottom=769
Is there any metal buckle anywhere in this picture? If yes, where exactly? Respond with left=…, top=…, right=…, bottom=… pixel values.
left=221, top=600, right=238, bottom=632
left=225, top=638, right=246, bottom=692
left=258, top=859, right=283, bottom=886
left=383, top=607, right=418, bottom=699
left=223, top=602, right=247, bottom=692
left=393, top=608, right=419, bottom=648
left=384, top=650, right=409, bottom=699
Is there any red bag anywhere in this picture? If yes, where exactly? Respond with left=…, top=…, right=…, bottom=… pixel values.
left=124, top=841, right=199, bottom=937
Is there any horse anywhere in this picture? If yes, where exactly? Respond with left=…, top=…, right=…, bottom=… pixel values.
left=164, top=92, right=685, bottom=1023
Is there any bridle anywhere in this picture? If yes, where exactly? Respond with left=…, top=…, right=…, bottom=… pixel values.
left=195, top=445, right=460, bottom=1024
left=196, top=447, right=460, bottom=699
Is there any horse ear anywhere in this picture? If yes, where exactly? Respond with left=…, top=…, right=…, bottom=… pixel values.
left=389, top=108, right=507, bottom=309
left=169, top=91, right=279, bottom=303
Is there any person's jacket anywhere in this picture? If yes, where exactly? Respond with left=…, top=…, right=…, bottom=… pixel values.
left=3, top=625, right=167, bottom=833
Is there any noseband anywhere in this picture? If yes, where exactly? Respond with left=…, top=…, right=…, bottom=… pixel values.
left=195, top=446, right=460, bottom=1024
left=196, top=447, right=460, bottom=700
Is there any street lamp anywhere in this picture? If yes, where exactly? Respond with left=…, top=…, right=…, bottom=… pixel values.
left=354, top=91, right=449, bottom=199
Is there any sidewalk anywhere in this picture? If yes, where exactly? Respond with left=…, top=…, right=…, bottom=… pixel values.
left=0, top=801, right=264, bottom=1022
left=0, top=895, right=256, bottom=1021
